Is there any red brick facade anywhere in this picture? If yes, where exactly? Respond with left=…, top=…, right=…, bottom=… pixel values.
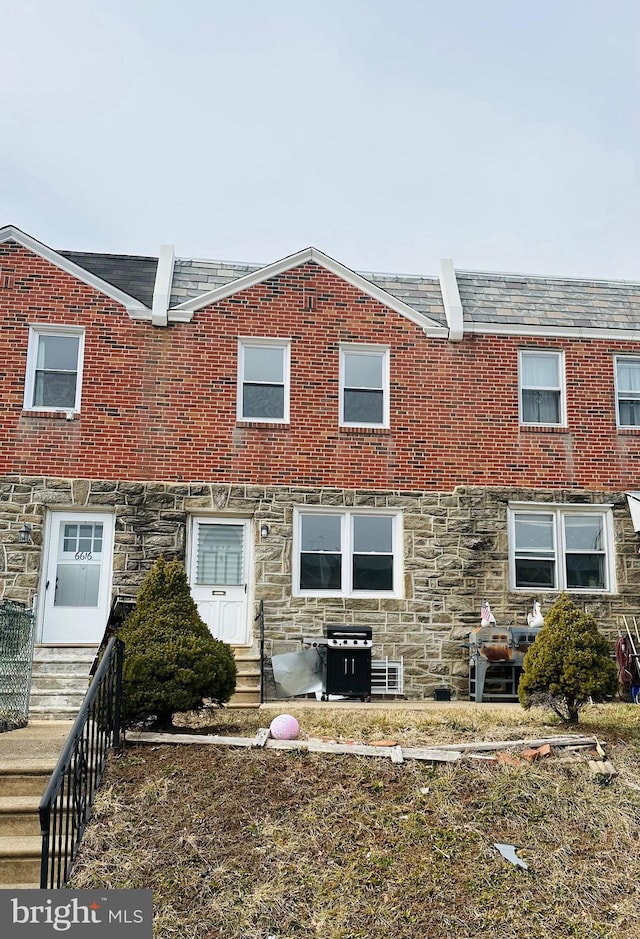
left=2, top=241, right=640, bottom=491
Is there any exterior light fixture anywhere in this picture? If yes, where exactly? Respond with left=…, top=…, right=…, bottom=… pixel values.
left=18, top=523, right=32, bottom=544
left=260, top=524, right=270, bottom=539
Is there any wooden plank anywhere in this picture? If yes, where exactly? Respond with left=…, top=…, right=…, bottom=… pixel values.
left=127, top=732, right=257, bottom=748
left=126, top=731, right=462, bottom=763
left=435, top=736, right=596, bottom=753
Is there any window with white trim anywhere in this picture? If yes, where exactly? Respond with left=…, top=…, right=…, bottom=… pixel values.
left=519, top=349, right=565, bottom=426
left=24, top=326, right=84, bottom=412
left=293, top=509, right=402, bottom=597
left=509, top=505, right=614, bottom=592
left=340, top=345, right=389, bottom=427
left=237, top=339, right=290, bottom=422
left=615, top=356, right=640, bottom=427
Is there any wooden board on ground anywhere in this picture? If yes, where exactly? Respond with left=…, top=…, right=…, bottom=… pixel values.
left=126, top=731, right=463, bottom=763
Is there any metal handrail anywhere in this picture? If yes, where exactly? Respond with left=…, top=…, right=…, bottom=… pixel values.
left=39, top=636, right=124, bottom=888
left=256, top=600, right=265, bottom=703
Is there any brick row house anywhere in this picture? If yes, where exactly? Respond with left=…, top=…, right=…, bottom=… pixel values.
left=1, top=224, right=640, bottom=709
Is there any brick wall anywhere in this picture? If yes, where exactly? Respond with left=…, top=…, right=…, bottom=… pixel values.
left=2, top=243, right=640, bottom=491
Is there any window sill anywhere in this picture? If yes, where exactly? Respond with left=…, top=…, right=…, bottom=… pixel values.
left=339, top=426, right=391, bottom=436
left=519, top=424, right=568, bottom=434
left=21, top=410, right=79, bottom=420
left=512, top=587, right=610, bottom=594
left=617, top=427, right=640, bottom=435
left=236, top=420, right=289, bottom=428
left=294, top=592, right=402, bottom=600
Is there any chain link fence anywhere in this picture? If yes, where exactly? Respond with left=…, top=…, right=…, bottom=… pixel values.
left=0, top=600, right=36, bottom=731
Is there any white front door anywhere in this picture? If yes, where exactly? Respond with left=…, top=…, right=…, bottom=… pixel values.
left=40, top=512, right=115, bottom=644
left=190, top=518, right=250, bottom=645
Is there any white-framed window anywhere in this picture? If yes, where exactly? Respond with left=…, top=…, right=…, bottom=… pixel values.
left=237, top=339, right=290, bottom=423
left=518, top=349, right=565, bottom=426
left=615, top=356, right=640, bottom=427
left=23, top=325, right=85, bottom=412
left=339, top=344, right=390, bottom=428
left=508, top=503, right=615, bottom=592
left=293, top=508, right=403, bottom=597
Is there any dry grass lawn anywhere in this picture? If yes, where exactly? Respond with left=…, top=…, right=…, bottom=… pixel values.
left=68, top=703, right=640, bottom=939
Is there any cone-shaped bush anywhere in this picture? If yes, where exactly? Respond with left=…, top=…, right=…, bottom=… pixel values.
left=518, top=593, right=618, bottom=723
left=120, top=557, right=237, bottom=728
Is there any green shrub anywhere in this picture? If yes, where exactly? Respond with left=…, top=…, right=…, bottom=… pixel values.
left=120, top=557, right=237, bottom=728
left=518, top=594, right=618, bottom=723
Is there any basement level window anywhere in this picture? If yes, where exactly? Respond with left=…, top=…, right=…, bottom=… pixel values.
left=508, top=504, right=615, bottom=592
left=293, top=508, right=403, bottom=598
left=24, top=325, right=85, bottom=413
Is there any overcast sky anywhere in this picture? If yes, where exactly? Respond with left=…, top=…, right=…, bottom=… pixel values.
left=1, top=0, right=638, bottom=280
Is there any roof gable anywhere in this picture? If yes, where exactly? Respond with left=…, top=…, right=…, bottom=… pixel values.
left=170, top=246, right=445, bottom=332
left=0, top=226, right=150, bottom=316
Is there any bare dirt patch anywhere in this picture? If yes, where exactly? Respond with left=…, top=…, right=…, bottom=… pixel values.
left=69, top=704, right=640, bottom=939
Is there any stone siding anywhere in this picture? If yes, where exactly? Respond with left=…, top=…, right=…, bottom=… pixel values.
left=1, top=475, right=638, bottom=698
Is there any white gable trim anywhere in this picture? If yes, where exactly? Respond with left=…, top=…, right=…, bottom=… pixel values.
left=170, top=245, right=445, bottom=331
left=0, top=225, right=150, bottom=317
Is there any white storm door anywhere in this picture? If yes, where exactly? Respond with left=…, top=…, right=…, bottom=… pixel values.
left=190, top=518, right=250, bottom=645
left=41, top=512, right=114, bottom=644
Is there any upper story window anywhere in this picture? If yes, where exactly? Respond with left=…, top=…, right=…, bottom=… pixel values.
left=293, top=508, right=403, bottom=598
left=615, top=356, right=640, bottom=427
left=24, top=326, right=85, bottom=412
left=340, top=345, right=390, bottom=428
left=509, top=504, right=614, bottom=592
left=519, top=349, right=565, bottom=426
left=237, top=339, right=290, bottom=423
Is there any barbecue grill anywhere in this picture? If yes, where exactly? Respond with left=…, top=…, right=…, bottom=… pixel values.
left=468, top=624, right=540, bottom=702
left=302, top=625, right=373, bottom=701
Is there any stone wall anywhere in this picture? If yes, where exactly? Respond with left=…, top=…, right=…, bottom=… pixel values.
left=1, top=475, right=638, bottom=698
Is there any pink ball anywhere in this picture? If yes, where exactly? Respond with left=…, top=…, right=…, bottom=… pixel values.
left=269, top=714, right=300, bottom=740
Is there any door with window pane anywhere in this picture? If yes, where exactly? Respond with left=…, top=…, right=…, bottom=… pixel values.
left=41, top=512, right=114, bottom=643
left=190, top=518, right=250, bottom=644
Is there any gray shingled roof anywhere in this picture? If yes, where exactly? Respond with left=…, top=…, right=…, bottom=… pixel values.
left=456, top=271, right=640, bottom=330
left=60, top=251, right=158, bottom=308
left=363, top=271, right=446, bottom=326
left=169, top=259, right=262, bottom=308
left=63, top=247, right=640, bottom=331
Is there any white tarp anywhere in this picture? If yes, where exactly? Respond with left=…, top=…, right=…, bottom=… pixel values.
left=271, top=648, right=323, bottom=697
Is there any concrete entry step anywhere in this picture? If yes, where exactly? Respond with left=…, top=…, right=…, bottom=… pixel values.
left=0, top=836, right=42, bottom=885
left=0, top=767, right=55, bottom=799
left=0, top=797, right=42, bottom=838
left=228, top=650, right=260, bottom=707
left=29, top=646, right=97, bottom=720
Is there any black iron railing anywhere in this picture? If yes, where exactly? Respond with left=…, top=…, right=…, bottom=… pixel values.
left=256, top=599, right=265, bottom=703
left=39, top=636, right=124, bottom=888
